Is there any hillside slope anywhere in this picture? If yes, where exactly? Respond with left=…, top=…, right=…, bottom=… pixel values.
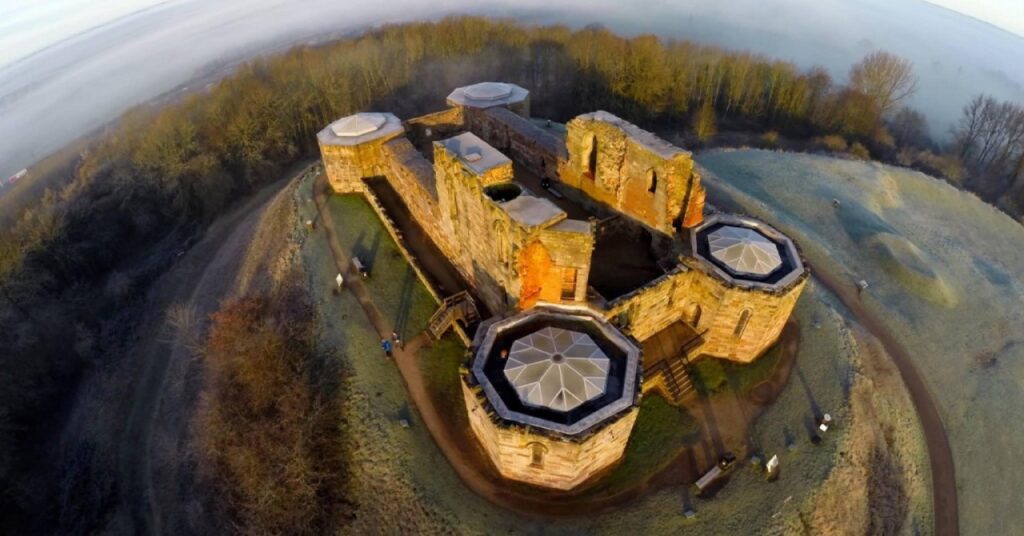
left=697, top=149, right=1024, bottom=536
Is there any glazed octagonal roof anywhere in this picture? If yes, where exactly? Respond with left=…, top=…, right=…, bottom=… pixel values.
left=504, top=327, right=610, bottom=412
left=707, top=225, right=783, bottom=276
left=690, top=213, right=806, bottom=291
left=469, top=306, right=641, bottom=437
left=330, top=112, right=387, bottom=137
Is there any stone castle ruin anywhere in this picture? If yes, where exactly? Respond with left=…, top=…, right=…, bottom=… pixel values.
left=318, top=82, right=808, bottom=490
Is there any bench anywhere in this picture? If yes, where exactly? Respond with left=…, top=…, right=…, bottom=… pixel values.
left=352, top=257, right=369, bottom=278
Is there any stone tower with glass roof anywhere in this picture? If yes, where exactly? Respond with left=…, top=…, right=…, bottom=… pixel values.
left=462, top=306, right=641, bottom=490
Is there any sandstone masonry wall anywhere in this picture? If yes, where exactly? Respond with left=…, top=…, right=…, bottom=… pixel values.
left=685, top=265, right=807, bottom=363
left=462, top=379, right=637, bottom=490
left=604, top=261, right=807, bottom=364
left=319, top=129, right=403, bottom=194
left=559, top=112, right=705, bottom=234
left=466, top=107, right=567, bottom=182
left=433, top=139, right=593, bottom=315
left=379, top=137, right=448, bottom=250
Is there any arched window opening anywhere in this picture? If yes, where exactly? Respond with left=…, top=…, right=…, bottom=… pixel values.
left=494, top=220, right=509, bottom=265
left=529, top=442, right=547, bottom=467
left=648, top=169, right=658, bottom=194
left=689, top=303, right=702, bottom=327
left=586, top=135, right=598, bottom=180
left=561, top=267, right=578, bottom=301
left=734, top=309, right=752, bottom=337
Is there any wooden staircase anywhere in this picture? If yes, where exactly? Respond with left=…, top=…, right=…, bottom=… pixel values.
left=427, top=291, right=479, bottom=339
left=649, top=329, right=706, bottom=404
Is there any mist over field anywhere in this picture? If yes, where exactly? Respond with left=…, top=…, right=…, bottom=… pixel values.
left=0, top=0, right=1022, bottom=181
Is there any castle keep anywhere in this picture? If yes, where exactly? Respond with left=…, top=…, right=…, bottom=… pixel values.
left=318, top=82, right=808, bottom=490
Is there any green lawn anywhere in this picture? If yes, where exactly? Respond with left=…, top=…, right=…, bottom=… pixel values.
left=595, top=394, right=700, bottom=492
left=326, top=195, right=438, bottom=341
left=417, top=333, right=469, bottom=410
left=690, top=343, right=784, bottom=397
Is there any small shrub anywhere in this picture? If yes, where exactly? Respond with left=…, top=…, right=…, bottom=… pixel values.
left=850, top=142, right=871, bottom=160
left=691, top=358, right=729, bottom=395
left=818, top=135, right=848, bottom=153
left=760, top=130, right=780, bottom=148
left=913, top=150, right=966, bottom=184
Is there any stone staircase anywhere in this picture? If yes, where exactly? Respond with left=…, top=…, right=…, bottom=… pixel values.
left=654, top=357, right=695, bottom=403
left=428, top=291, right=479, bottom=339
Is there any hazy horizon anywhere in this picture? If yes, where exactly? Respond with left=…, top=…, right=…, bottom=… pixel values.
left=1, top=0, right=1023, bottom=181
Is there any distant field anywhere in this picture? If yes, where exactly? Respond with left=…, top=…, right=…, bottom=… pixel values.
left=697, top=149, right=1024, bottom=535
left=0, top=139, right=88, bottom=227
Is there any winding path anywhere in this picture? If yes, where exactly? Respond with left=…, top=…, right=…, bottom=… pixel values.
left=118, top=169, right=301, bottom=535
left=812, top=269, right=958, bottom=535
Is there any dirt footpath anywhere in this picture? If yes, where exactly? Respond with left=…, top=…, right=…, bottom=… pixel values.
left=115, top=172, right=296, bottom=535
left=813, top=268, right=958, bottom=536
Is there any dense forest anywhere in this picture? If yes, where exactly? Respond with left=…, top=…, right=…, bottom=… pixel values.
left=1, top=16, right=1022, bottom=531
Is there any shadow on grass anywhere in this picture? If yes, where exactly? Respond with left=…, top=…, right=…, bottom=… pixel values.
left=351, top=228, right=382, bottom=271
left=394, top=265, right=415, bottom=341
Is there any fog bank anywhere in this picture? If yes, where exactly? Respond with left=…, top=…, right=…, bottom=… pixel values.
left=1, top=0, right=1022, bottom=182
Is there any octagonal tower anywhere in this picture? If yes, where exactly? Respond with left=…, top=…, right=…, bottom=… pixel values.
left=317, top=112, right=404, bottom=193
left=686, top=213, right=808, bottom=362
left=462, top=306, right=641, bottom=490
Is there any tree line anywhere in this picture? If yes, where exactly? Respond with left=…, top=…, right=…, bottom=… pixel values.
left=1, top=15, right=1022, bottom=531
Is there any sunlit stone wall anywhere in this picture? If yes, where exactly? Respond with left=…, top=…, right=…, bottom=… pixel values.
left=560, top=112, right=705, bottom=234
left=461, top=379, right=638, bottom=490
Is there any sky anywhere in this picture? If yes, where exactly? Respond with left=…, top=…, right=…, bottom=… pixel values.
left=0, top=0, right=169, bottom=68
left=1, top=0, right=1022, bottom=71
left=0, top=0, right=1022, bottom=181
left=925, top=0, right=1024, bottom=37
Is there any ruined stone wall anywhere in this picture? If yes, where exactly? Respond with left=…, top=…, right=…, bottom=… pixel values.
left=559, top=112, right=705, bottom=235
left=403, top=107, right=465, bottom=149
left=605, top=269, right=692, bottom=343
left=433, top=143, right=519, bottom=313
left=380, top=137, right=446, bottom=249
left=465, top=107, right=567, bottom=182
left=462, top=380, right=637, bottom=490
left=537, top=225, right=593, bottom=302
left=433, top=140, right=593, bottom=314
left=602, top=263, right=806, bottom=364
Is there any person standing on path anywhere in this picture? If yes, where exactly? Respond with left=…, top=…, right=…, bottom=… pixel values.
left=392, top=330, right=402, bottom=349
left=381, top=338, right=393, bottom=358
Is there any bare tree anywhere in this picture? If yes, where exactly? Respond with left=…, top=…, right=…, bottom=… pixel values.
left=848, top=51, right=919, bottom=117
left=888, top=107, right=929, bottom=149
left=952, top=94, right=1024, bottom=202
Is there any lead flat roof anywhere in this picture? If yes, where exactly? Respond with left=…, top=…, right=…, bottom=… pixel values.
left=440, top=132, right=511, bottom=174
